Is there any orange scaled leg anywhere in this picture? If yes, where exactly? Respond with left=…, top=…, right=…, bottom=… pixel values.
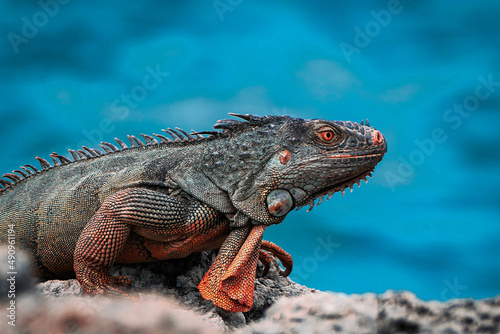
left=198, top=225, right=266, bottom=312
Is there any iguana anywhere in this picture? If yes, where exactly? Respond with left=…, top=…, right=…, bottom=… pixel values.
left=0, top=113, right=386, bottom=312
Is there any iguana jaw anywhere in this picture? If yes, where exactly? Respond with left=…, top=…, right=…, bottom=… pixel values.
left=294, top=166, right=377, bottom=212
left=290, top=144, right=386, bottom=212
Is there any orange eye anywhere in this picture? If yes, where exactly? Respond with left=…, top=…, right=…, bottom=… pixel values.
left=319, top=130, right=335, bottom=142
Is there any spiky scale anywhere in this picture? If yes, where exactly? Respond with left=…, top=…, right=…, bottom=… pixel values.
left=74, top=151, right=85, bottom=160
left=50, top=153, right=72, bottom=164
left=127, top=135, right=137, bottom=147
left=0, top=179, right=13, bottom=191
left=68, top=149, right=80, bottom=160
left=2, top=173, right=23, bottom=182
left=82, top=146, right=98, bottom=157
left=24, top=164, right=39, bottom=173
left=227, top=113, right=263, bottom=123
left=140, top=134, right=158, bottom=145
left=167, top=128, right=186, bottom=141
left=192, top=131, right=220, bottom=137
left=92, top=149, right=102, bottom=156
left=78, top=150, right=92, bottom=159
left=213, top=123, right=238, bottom=131
left=60, top=154, right=72, bottom=163
left=114, top=138, right=128, bottom=149
left=20, top=166, right=34, bottom=176
left=0, top=179, right=13, bottom=189
left=35, top=156, right=51, bottom=169
left=191, top=130, right=204, bottom=139
left=101, top=141, right=119, bottom=152
left=175, top=127, right=195, bottom=141
left=161, top=129, right=180, bottom=142
left=152, top=133, right=171, bottom=144
left=306, top=202, right=315, bottom=212
left=100, top=144, right=113, bottom=153
left=131, top=136, right=146, bottom=147
left=14, top=169, right=29, bottom=178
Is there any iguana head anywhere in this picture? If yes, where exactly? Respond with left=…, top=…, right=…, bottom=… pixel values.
left=225, top=114, right=387, bottom=226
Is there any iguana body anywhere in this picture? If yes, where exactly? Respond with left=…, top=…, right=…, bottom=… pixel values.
left=0, top=114, right=386, bottom=312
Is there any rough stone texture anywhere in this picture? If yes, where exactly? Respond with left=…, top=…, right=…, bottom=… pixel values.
left=2, top=294, right=224, bottom=334
left=3, top=249, right=500, bottom=333
left=241, top=290, right=500, bottom=334
left=33, top=250, right=313, bottom=332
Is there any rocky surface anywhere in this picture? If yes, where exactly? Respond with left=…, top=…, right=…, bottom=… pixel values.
left=1, top=250, right=312, bottom=333
left=1, top=249, right=499, bottom=333
left=240, top=290, right=500, bottom=334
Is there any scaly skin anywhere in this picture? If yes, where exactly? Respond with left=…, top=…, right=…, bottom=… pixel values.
left=0, top=114, right=386, bottom=312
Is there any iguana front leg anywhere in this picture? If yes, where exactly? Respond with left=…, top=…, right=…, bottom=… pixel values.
left=73, top=187, right=291, bottom=311
left=74, top=187, right=226, bottom=296
left=198, top=224, right=266, bottom=312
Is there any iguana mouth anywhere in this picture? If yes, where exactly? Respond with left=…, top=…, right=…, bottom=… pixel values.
left=297, top=152, right=385, bottom=167
left=294, top=147, right=386, bottom=212
left=295, top=167, right=376, bottom=212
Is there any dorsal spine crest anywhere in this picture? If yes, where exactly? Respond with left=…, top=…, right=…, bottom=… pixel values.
left=0, top=113, right=282, bottom=193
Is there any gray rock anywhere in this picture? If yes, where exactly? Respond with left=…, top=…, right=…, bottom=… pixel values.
left=10, top=250, right=500, bottom=333
left=1, top=294, right=224, bottom=334
left=36, top=279, right=83, bottom=297
left=34, top=250, right=313, bottom=332
left=241, top=290, right=500, bottom=334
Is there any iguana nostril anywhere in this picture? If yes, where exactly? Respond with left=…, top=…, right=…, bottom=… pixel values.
left=373, top=130, right=384, bottom=145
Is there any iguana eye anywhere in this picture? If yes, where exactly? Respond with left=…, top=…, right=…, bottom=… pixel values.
left=319, top=130, right=335, bottom=142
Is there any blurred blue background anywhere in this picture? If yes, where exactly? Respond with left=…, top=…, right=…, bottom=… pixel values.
left=1, top=0, right=499, bottom=301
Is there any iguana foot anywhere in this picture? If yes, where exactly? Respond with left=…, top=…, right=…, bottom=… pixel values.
left=260, top=240, right=293, bottom=277
left=199, top=224, right=266, bottom=312
left=75, top=265, right=131, bottom=297
left=258, top=249, right=273, bottom=276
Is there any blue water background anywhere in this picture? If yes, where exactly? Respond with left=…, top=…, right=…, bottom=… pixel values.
left=0, top=1, right=499, bottom=301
